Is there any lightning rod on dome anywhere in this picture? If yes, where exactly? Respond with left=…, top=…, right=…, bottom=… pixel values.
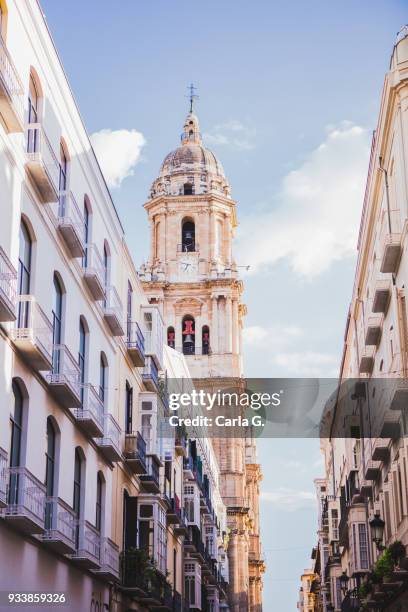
left=186, top=83, right=199, bottom=113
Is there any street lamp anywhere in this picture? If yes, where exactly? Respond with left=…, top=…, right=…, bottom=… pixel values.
left=369, top=513, right=385, bottom=551
left=340, top=571, right=350, bottom=595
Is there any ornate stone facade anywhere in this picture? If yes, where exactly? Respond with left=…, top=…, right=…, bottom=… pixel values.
left=140, top=108, right=264, bottom=610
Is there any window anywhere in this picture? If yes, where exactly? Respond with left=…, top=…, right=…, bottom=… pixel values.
left=358, top=523, right=368, bottom=569
left=182, top=315, right=195, bottom=355
left=45, top=418, right=56, bottom=497
left=73, top=449, right=82, bottom=520
left=78, top=319, right=87, bottom=402
left=181, top=219, right=195, bottom=251
left=167, top=326, right=175, bottom=349
left=58, top=143, right=68, bottom=216
left=27, top=73, right=39, bottom=153
left=9, top=381, right=24, bottom=505
left=125, top=382, right=133, bottom=434
left=99, top=353, right=107, bottom=403
left=52, top=275, right=63, bottom=372
left=83, top=199, right=90, bottom=268
left=127, top=281, right=132, bottom=341
left=17, top=220, right=32, bottom=328
left=183, top=183, right=194, bottom=196
left=96, top=472, right=103, bottom=532
left=103, top=242, right=109, bottom=289
left=202, top=325, right=210, bottom=355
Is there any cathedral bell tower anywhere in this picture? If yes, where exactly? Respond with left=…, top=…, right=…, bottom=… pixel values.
left=140, top=96, right=264, bottom=611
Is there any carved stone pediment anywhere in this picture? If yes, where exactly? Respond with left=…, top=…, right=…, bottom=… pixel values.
left=174, top=297, right=204, bottom=316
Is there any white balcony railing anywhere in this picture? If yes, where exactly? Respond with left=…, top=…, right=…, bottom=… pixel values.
left=26, top=123, right=60, bottom=202
left=0, top=448, right=7, bottom=507
left=56, top=191, right=85, bottom=258
left=0, top=246, right=17, bottom=321
left=96, top=537, right=120, bottom=580
left=3, top=466, right=46, bottom=528
left=72, top=384, right=104, bottom=437
left=46, top=344, right=81, bottom=407
left=0, top=34, right=24, bottom=131
left=83, top=243, right=105, bottom=301
left=103, top=285, right=124, bottom=336
left=43, top=496, right=76, bottom=550
left=72, top=520, right=101, bottom=568
left=11, top=295, right=53, bottom=370
left=96, top=414, right=122, bottom=462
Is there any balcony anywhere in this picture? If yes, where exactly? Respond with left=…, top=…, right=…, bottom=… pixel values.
left=11, top=296, right=53, bottom=370
left=372, top=279, right=391, bottom=314
left=124, top=432, right=147, bottom=474
left=45, top=344, right=81, bottom=408
left=365, top=314, right=383, bottom=346
left=364, top=460, right=382, bottom=481
left=41, top=497, right=76, bottom=554
left=139, top=455, right=160, bottom=493
left=94, top=538, right=120, bottom=582
left=2, top=466, right=45, bottom=534
left=380, top=412, right=401, bottom=438
left=142, top=356, right=159, bottom=391
left=70, top=520, right=101, bottom=570
left=380, top=233, right=402, bottom=274
left=0, top=246, right=17, bottom=322
left=96, top=414, right=122, bottom=462
left=142, top=306, right=164, bottom=369
left=71, top=384, right=104, bottom=438
left=126, top=321, right=145, bottom=366
left=167, top=494, right=182, bottom=525
left=56, top=192, right=85, bottom=258
left=0, top=35, right=24, bottom=132
left=26, top=123, right=59, bottom=202
left=173, top=508, right=189, bottom=537
left=103, top=286, right=124, bottom=336
left=0, top=448, right=7, bottom=507
left=359, top=346, right=375, bottom=374
left=120, top=550, right=172, bottom=605
left=359, top=479, right=373, bottom=498
left=82, top=243, right=105, bottom=301
left=389, top=381, right=408, bottom=411
left=372, top=438, right=391, bottom=462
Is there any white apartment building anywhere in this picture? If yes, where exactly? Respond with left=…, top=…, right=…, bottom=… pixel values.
left=311, top=25, right=408, bottom=612
left=0, top=1, right=230, bottom=611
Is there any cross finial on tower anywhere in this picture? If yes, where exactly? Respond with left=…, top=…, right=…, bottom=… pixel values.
left=187, top=83, right=199, bottom=113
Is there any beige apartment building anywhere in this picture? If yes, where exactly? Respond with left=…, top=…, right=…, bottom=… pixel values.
left=0, top=1, right=236, bottom=611
left=310, top=25, right=408, bottom=612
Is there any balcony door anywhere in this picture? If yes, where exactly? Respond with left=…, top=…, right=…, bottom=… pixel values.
left=52, top=275, right=63, bottom=373
left=9, top=381, right=23, bottom=506
left=17, top=221, right=31, bottom=327
left=27, top=74, right=39, bottom=153
left=44, top=418, right=56, bottom=529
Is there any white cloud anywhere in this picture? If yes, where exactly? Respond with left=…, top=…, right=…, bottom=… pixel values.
left=261, top=487, right=316, bottom=512
left=90, top=128, right=146, bottom=188
left=204, top=120, right=256, bottom=151
left=272, top=351, right=338, bottom=377
left=237, top=122, right=371, bottom=278
left=243, top=325, right=302, bottom=347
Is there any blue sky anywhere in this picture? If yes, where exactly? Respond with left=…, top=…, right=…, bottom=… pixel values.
left=40, top=1, right=408, bottom=609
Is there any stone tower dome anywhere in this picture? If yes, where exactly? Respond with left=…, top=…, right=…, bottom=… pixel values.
left=149, top=111, right=231, bottom=199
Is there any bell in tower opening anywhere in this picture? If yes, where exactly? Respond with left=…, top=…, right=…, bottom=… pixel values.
left=182, top=316, right=195, bottom=355
left=202, top=325, right=210, bottom=355
left=167, top=326, right=175, bottom=349
left=181, top=218, right=195, bottom=252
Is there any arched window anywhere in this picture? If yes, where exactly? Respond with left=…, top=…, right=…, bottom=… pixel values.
left=96, top=472, right=104, bottom=532
left=183, top=182, right=193, bottom=196
left=202, top=325, right=210, bottom=355
left=58, top=142, right=68, bottom=216
left=182, top=315, right=195, bottom=355
left=99, top=352, right=108, bottom=404
left=52, top=274, right=63, bottom=373
left=83, top=197, right=91, bottom=268
left=167, top=326, right=175, bottom=349
left=18, top=220, right=31, bottom=296
left=125, top=381, right=133, bottom=434
left=127, top=281, right=133, bottom=341
left=103, top=241, right=110, bottom=289
left=9, top=380, right=24, bottom=505
left=78, top=318, right=87, bottom=402
left=181, top=219, right=195, bottom=252
left=27, top=72, right=39, bottom=153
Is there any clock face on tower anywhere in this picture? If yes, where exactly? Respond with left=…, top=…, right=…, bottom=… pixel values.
left=178, top=256, right=198, bottom=276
